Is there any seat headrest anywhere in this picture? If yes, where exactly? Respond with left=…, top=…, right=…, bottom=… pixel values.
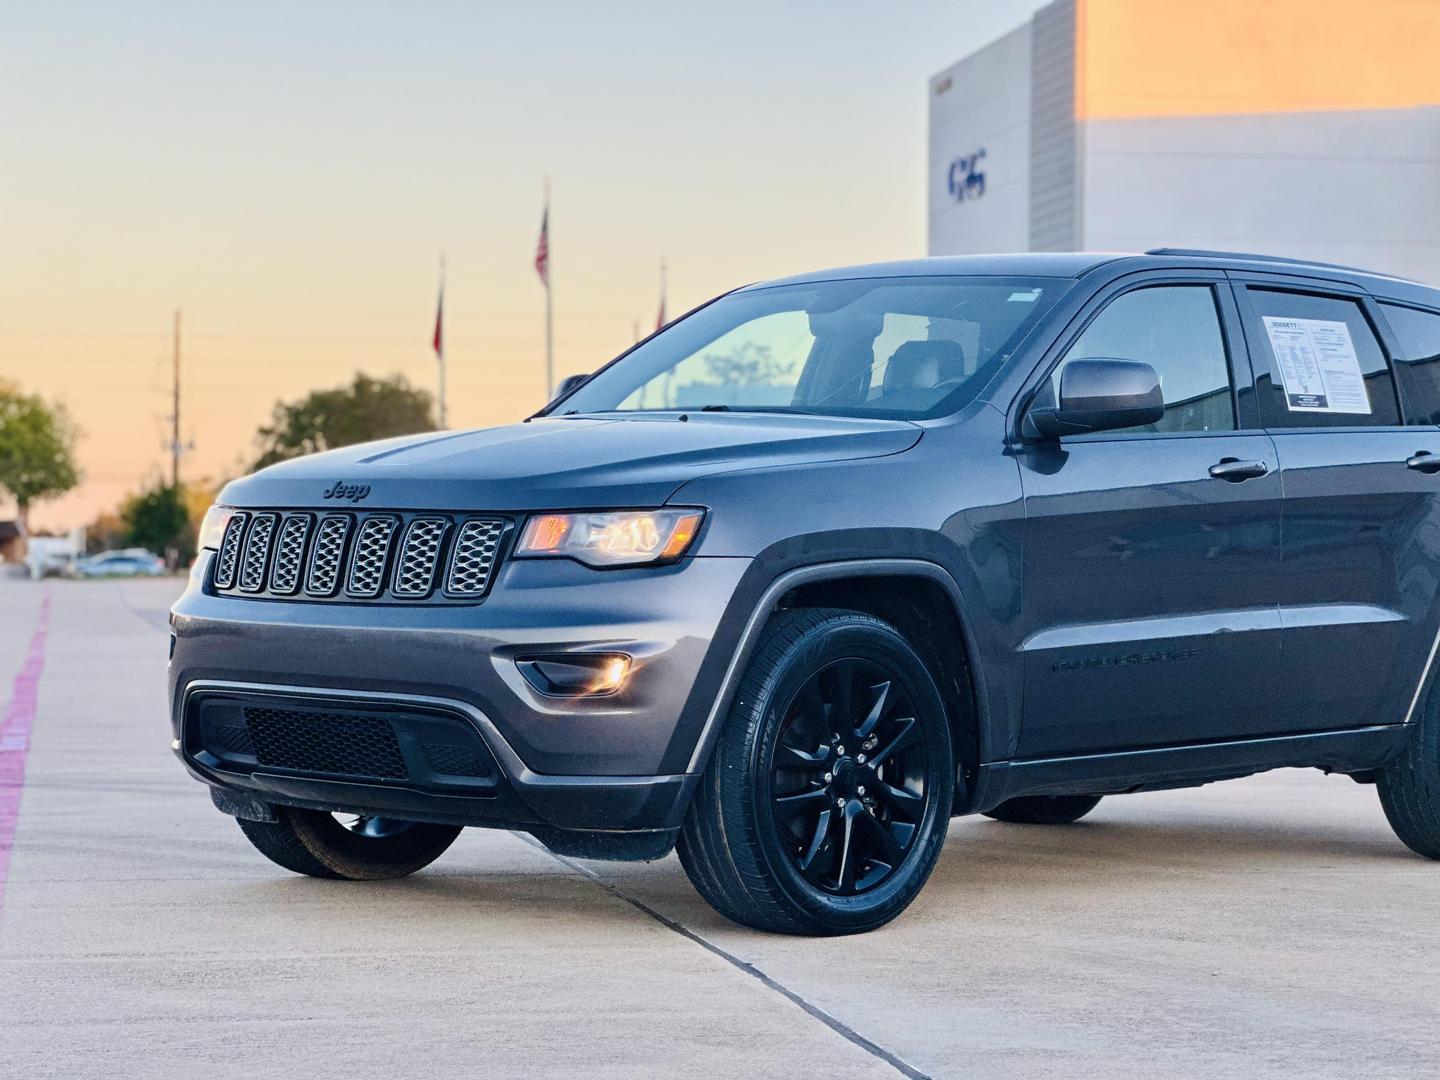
left=882, top=340, right=968, bottom=393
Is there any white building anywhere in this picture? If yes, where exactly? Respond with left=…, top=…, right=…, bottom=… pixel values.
left=928, top=0, right=1440, bottom=285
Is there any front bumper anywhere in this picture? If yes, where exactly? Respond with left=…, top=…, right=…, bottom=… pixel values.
left=169, top=552, right=751, bottom=831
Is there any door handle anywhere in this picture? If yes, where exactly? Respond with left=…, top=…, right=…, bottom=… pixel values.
left=1406, top=452, right=1440, bottom=474
left=1209, top=458, right=1269, bottom=482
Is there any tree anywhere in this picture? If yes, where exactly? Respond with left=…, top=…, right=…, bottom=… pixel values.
left=704, top=342, right=787, bottom=386
left=0, top=381, right=81, bottom=529
left=253, top=373, right=436, bottom=469
left=121, top=482, right=192, bottom=564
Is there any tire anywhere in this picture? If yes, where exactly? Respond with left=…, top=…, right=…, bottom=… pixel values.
left=1377, top=685, right=1440, bottom=859
left=236, top=805, right=462, bottom=880
left=983, top=794, right=1103, bottom=825
left=678, top=608, right=955, bottom=936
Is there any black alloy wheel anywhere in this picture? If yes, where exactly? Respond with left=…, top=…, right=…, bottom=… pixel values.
left=679, top=607, right=954, bottom=935
left=769, top=658, right=932, bottom=896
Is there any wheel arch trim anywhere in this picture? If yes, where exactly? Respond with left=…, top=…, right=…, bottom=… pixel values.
left=683, top=558, right=990, bottom=775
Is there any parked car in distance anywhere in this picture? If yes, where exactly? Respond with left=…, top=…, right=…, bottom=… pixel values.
left=170, top=249, right=1440, bottom=935
left=76, top=549, right=166, bottom=578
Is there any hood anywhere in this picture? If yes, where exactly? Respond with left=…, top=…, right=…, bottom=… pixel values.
left=220, top=413, right=922, bottom=511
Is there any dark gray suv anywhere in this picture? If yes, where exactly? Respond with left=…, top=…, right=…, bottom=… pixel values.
left=170, top=249, right=1440, bottom=935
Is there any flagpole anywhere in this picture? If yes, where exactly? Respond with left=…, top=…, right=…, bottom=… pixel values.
left=544, top=179, right=554, bottom=398
left=437, top=253, right=447, bottom=429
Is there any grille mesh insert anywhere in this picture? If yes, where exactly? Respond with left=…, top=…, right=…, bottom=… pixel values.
left=446, top=518, right=506, bottom=596
left=214, top=512, right=249, bottom=589
left=243, top=706, right=407, bottom=780
left=269, top=514, right=312, bottom=595
left=238, top=513, right=278, bottom=592
left=346, top=516, right=398, bottom=598
left=393, top=517, right=449, bottom=596
left=305, top=515, right=352, bottom=596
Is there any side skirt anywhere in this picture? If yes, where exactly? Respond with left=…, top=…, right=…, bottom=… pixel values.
left=967, top=725, right=1409, bottom=813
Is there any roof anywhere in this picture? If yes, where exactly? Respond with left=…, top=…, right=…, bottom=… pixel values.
left=748, top=253, right=1121, bottom=289
left=742, top=251, right=1440, bottom=306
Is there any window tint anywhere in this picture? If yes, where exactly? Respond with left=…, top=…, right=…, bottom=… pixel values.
left=1247, top=289, right=1400, bottom=428
left=1052, top=285, right=1235, bottom=435
left=1381, top=303, right=1440, bottom=424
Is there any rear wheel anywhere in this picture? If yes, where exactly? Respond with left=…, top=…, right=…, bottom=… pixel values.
left=1377, top=683, right=1440, bottom=859
left=983, top=794, right=1102, bottom=825
left=236, top=805, right=462, bottom=879
left=679, top=608, right=954, bottom=935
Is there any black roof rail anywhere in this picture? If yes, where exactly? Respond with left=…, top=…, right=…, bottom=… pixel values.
left=1143, top=247, right=1404, bottom=281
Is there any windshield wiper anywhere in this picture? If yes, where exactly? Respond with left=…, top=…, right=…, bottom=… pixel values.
left=699, top=404, right=730, bottom=412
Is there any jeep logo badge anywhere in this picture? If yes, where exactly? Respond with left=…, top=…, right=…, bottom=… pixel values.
left=322, top=481, right=371, bottom=503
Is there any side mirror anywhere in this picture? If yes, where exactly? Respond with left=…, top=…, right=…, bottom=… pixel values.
left=1023, top=358, right=1164, bottom=439
left=548, top=373, right=590, bottom=407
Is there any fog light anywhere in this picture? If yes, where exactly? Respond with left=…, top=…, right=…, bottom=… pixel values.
left=517, top=654, right=632, bottom=697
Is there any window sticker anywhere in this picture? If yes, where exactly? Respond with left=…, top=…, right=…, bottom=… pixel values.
left=1007, top=289, right=1041, bottom=302
left=1262, top=316, right=1371, bottom=414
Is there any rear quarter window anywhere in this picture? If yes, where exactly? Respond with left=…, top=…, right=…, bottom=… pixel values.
left=1381, top=303, right=1440, bottom=424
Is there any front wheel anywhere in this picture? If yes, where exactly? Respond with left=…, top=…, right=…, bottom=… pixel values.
left=236, top=805, right=462, bottom=880
left=679, top=608, right=954, bottom=935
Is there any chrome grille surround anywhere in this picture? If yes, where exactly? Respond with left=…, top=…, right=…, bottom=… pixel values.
left=393, top=517, right=449, bottom=597
left=305, top=514, right=353, bottom=597
left=269, top=513, right=312, bottom=595
left=238, top=513, right=278, bottom=592
left=446, top=518, right=507, bottom=597
left=213, top=511, right=249, bottom=589
left=345, top=515, right=399, bottom=599
left=211, top=510, right=509, bottom=604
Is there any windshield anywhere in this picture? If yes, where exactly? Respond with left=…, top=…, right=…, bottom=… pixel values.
left=554, top=275, right=1067, bottom=420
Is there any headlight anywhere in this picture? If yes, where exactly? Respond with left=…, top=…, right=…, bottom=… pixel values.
left=515, top=509, right=705, bottom=567
left=197, top=505, right=234, bottom=551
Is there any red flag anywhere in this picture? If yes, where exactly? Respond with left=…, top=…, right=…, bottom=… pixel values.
left=534, top=205, right=549, bottom=287
left=432, top=279, right=444, bottom=358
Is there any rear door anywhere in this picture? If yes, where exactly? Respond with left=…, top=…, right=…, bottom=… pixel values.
left=1233, top=277, right=1440, bottom=731
left=1016, top=274, right=1285, bottom=757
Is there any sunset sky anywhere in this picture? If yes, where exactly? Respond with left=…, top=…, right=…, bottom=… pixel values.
left=1, top=0, right=1048, bottom=530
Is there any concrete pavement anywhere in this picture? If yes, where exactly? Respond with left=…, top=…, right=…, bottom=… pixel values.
left=1, top=576, right=1437, bottom=1079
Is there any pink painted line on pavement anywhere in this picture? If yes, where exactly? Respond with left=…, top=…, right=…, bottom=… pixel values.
left=0, top=586, right=53, bottom=917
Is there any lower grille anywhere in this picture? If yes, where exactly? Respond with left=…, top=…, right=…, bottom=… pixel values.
left=422, top=740, right=493, bottom=778
left=243, top=705, right=407, bottom=780
left=192, top=693, right=501, bottom=793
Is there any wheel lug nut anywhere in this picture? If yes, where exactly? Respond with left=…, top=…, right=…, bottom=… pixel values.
left=836, top=746, right=845, bottom=756
left=824, top=772, right=833, bottom=782
left=857, top=786, right=866, bottom=796
left=857, top=754, right=867, bottom=764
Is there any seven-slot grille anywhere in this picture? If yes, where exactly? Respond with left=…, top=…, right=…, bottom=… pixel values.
left=212, top=510, right=509, bottom=603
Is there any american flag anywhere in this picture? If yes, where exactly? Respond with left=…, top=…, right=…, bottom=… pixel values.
left=534, top=203, right=549, bottom=288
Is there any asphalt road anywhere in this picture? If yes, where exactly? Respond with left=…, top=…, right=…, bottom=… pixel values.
left=1, top=576, right=1437, bottom=1079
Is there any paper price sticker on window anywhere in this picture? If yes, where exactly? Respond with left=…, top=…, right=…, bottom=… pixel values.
left=1262, top=316, right=1371, bottom=414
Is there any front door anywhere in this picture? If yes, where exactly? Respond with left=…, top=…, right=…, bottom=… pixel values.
left=1016, top=279, right=1285, bottom=757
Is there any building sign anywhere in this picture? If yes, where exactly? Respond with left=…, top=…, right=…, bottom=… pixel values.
left=947, top=149, right=986, bottom=202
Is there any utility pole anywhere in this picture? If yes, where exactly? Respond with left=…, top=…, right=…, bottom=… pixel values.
left=171, top=308, right=181, bottom=488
